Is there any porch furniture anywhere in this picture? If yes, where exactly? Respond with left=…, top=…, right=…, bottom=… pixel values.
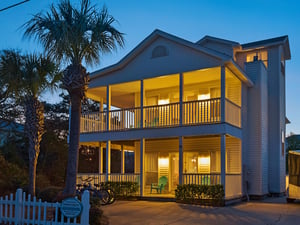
left=150, top=176, right=168, bottom=193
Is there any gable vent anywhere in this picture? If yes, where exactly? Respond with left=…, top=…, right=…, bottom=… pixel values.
left=151, top=45, right=169, bottom=58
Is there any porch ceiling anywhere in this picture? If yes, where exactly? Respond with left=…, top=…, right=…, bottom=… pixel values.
left=86, top=67, right=221, bottom=106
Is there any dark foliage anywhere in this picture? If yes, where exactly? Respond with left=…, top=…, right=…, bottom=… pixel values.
left=175, top=184, right=225, bottom=206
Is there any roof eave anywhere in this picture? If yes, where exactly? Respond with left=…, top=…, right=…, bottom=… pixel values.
left=224, top=60, right=254, bottom=87
left=196, top=35, right=240, bottom=47
left=242, top=36, right=291, bottom=60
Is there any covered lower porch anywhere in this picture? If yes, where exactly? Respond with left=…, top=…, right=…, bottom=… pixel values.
left=77, top=135, right=242, bottom=200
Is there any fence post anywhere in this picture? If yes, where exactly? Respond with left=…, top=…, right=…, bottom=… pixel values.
left=81, top=190, right=90, bottom=225
left=14, top=189, right=22, bottom=225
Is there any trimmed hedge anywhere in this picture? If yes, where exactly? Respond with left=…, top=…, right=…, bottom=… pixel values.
left=101, top=181, right=139, bottom=199
left=175, top=184, right=224, bottom=206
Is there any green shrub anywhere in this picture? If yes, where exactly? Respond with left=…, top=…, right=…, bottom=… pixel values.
left=175, top=184, right=224, bottom=206
left=101, top=181, right=139, bottom=198
left=38, top=186, right=62, bottom=202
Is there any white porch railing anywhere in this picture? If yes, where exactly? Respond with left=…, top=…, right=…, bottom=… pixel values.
left=77, top=173, right=107, bottom=186
left=80, top=111, right=106, bottom=133
left=183, top=173, right=221, bottom=185
left=110, top=107, right=141, bottom=131
left=183, top=98, right=221, bottom=124
left=0, top=189, right=90, bottom=225
left=144, top=102, right=180, bottom=128
left=225, top=99, right=241, bottom=127
left=108, top=173, right=140, bottom=182
left=77, top=173, right=140, bottom=186
left=80, top=98, right=224, bottom=133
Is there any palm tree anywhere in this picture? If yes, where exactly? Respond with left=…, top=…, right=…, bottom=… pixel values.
left=23, top=0, right=124, bottom=195
left=0, top=50, right=60, bottom=196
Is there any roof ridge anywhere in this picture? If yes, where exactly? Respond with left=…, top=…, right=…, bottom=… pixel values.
left=196, top=35, right=240, bottom=46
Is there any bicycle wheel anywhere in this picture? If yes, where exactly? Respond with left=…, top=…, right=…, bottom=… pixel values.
left=106, top=188, right=115, bottom=204
left=97, top=189, right=110, bottom=205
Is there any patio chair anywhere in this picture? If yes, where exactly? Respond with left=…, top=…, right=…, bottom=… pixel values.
left=150, top=176, right=168, bottom=193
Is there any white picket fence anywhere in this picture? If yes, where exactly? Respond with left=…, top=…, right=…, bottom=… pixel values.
left=0, top=189, right=90, bottom=225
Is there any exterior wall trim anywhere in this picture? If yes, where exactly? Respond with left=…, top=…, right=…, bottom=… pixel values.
left=79, top=123, right=242, bottom=143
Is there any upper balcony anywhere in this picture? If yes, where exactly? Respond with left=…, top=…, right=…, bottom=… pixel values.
left=80, top=66, right=242, bottom=133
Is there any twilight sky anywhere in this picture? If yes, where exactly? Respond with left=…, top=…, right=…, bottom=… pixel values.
left=0, top=0, right=299, bottom=135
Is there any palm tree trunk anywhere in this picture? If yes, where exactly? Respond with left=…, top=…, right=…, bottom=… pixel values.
left=64, top=93, right=81, bottom=196
left=25, top=97, right=44, bottom=196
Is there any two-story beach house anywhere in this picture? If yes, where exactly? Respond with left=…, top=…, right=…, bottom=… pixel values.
left=77, top=29, right=290, bottom=200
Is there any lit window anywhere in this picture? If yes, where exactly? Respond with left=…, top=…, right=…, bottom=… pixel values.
left=158, top=99, right=169, bottom=105
left=158, top=157, right=169, bottom=167
left=198, top=156, right=210, bottom=173
left=197, top=93, right=210, bottom=100
left=246, top=50, right=268, bottom=68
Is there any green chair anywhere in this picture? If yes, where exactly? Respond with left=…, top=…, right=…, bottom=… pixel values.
left=150, top=176, right=168, bottom=193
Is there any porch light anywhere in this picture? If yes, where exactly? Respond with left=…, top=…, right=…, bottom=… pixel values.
left=199, top=156, right=210, bottom=165
left=158, top=99, right=169, bottom=105
left=197, top=94, right=210, bottom=100
left=158, top=157, right=169, bottom=167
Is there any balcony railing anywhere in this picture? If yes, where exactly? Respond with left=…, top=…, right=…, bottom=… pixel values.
left=77, top=173, right=140, bottom=185
left=80, top=98, right=238, bottom=133
left=225, top=99, right=241, bottom=127
left=182, top=173, right=221, bottom=185
left=183, top=98, right=220, bottom=124
left=80, top=112, right=106, bottom=133
left=110, top=107, right=141, bottom=131
left=144, top=102, right=180, bottom=128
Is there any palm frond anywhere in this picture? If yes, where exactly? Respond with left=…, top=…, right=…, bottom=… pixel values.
left=22, top=0, right=125, bottom=67
left=0, top=49, right=61, bottom=101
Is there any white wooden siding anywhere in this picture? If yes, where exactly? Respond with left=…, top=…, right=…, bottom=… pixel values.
left=225, top=68, right=242, bottom=106
left=279, top=45, right=287, bottom=192
left=145, top=138, right=179, bottom=153
left=245, top=61, right=268, bottom=195
left=183, top=136, right=221, bottom=173
left=90, top=36, right=221, bottom=87
left=268, top=47, right=284, bottom=193
left=183, top=136, right=220, bottom=152
left=226, top=136, right=241, bottom=174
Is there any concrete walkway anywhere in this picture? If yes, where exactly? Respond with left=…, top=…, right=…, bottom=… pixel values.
left=102, top=198, right=300, bottom=225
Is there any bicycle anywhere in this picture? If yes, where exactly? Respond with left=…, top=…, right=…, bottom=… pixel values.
left=76, top=177, right=110, bottom=205
left=94, top=183, right=116, bottom=205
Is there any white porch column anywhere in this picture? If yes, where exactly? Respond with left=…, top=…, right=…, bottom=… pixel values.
left=121, top=145, right=125, bottom=174
left=98, top=143, right=103, bottom=174
left=99, top=98, right=103, bottom=131
left=106, top=85, right=111, bottom=131
left=140, top=138, right=145, bottom=196
left=179, top=136, right=183, bottom=185
left=221, top=134, right=226, bottom=192
left=221, top=66, right=226, bottom=123
left=140, top=80, right=144, bottom=128
left=106, top=140, right=111, bottom=181
left=179, top=73, right=183, bottom=126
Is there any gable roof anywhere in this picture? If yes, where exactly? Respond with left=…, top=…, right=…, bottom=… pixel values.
left=196, top=35, right=240, bottom=47
left=242, top=35, right=291, bottom=60
left=90, top=29, right=230, bottom=79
